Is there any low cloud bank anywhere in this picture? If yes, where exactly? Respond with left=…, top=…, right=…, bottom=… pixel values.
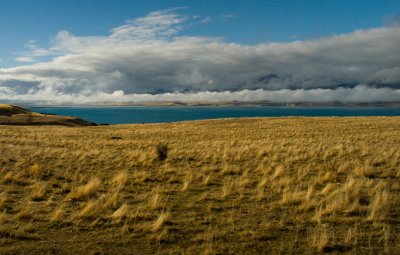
left=1, top=85, right=400, bottom=105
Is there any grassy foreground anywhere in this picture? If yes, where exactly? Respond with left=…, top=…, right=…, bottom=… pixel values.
left=0, top=117, right=399, bottom=254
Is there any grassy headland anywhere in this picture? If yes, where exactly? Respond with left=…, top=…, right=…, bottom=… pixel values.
left=0, top=117, right=399, bottom=254
left=0, top=104, right=95, bottom=126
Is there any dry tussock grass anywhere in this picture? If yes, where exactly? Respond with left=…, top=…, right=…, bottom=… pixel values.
left=0, top=117, right=399, bottom=254
left=66, top=177, right=101, bottom=201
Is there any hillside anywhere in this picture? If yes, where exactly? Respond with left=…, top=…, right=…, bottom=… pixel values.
left=0, top=117, right=399, bottom=254
left=0, top=104, right=34, bottom=116
left=0, top=104, right=96, bottom=126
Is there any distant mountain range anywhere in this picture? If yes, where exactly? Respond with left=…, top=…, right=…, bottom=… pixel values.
left=247, top=74, right=400, bottom=90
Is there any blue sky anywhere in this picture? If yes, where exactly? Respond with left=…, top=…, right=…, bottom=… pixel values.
left=1, top=0, right=399, bottom=67
left=0, top=1, right=400, bottom=104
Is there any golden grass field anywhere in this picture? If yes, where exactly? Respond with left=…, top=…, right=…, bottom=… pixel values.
left=0, top=117, right=399, bottom=254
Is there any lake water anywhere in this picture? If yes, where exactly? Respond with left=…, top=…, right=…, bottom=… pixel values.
left=30, top=106, right=400, bottom=124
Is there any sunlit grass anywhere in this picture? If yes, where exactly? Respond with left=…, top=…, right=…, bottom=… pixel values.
left=0, top=117, right=399, bottom=254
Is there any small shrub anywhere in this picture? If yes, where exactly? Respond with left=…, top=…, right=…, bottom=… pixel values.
left=155, top=143, right=168, bottom=161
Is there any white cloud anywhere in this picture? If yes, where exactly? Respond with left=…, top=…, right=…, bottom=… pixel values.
left=220, top=14, right=235, bottom=19
left=22, top=40, right=54, bottom=57
left=383, top=14, right=400, bottom=27
left=15, top=57, right=35, bottom=63
left=2, top=85, right=400, bottom=105
left=200, top=16, right=213, bottom=24
left=1, top=9, right=400, bottom=104
left=110, top=9, right=187, bottom=40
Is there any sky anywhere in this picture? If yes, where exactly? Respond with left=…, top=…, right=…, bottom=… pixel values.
left=0, top=0, right=400, bottom=104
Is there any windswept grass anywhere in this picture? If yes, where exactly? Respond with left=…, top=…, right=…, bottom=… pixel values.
left=66, top=177, right=101, bottom=201
left=0, top=117, right=399, bottom=254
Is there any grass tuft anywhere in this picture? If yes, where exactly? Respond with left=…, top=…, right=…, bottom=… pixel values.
left=67, top=178, right=101, bottom=201
left=152, top=211, right=170, bottom=232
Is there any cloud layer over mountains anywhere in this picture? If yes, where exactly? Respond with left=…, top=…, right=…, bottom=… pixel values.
left=1, top=9, right=400, bottom=104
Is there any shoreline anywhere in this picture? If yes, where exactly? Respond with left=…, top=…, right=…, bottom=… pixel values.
left=2, top=103, right=400, bottom=127
left=2, top=116, right=400, bottom=127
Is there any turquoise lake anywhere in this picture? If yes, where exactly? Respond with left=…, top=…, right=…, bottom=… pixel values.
left=30, top=106, right=400, bottom=124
